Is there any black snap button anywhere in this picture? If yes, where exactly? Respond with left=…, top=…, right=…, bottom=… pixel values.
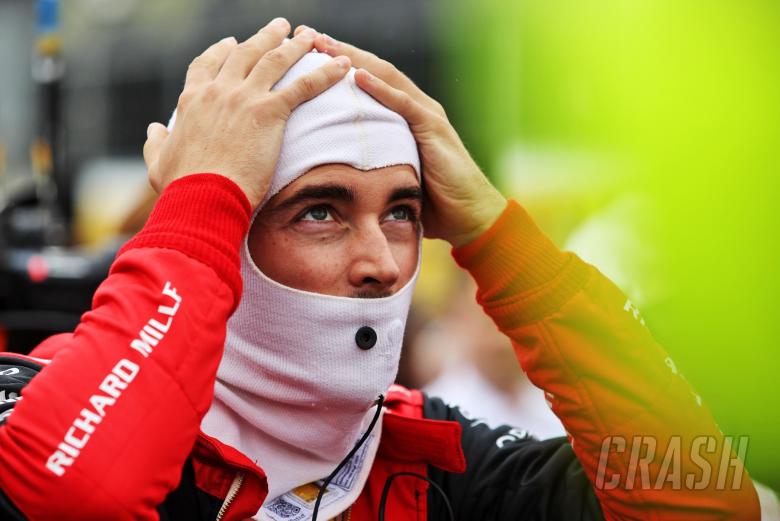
left=355, top=326, right=377, bottom=350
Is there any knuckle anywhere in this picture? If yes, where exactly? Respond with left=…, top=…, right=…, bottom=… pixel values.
left=186, top=58, right=202, bottom=74
left=177, top=86, right=197, bottom=105
left=249, top=97, right=269, bottom=115
left=377, top=58, right=398, bottom=77
left=227, top=87, right=248, bottom=108
left=325, top=67, right=342, bottom=83
left=294, top=33, right=316, bottom=49
left=277, top=89, right=295, bottom=110
left=262, top=48, right=286, bottom=67
left=431, top=113, right=449, bottom=130
left=398, top=92, right=414, bottom=111
left=298, top=75, right=318, bottom=98
left=201, top=83, right=220, bottom=103
left=278, top=88, right=300, bottom=111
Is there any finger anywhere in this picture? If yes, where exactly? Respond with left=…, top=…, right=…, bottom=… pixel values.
left=353, top=69, right=431, bottom=127
left=217, top=17, right=291, bottom=81
left=248, top=28, right=318, bottom=90
left=277, top=56, right=351, bottom=111
left=314, top=34, right=387, bottom=77
left=184, top=36, right=237, bottom=88
left=293, top=24, right=314, bottom=37
left=314, top=33, right=435, bottom=111
left=143, top=122, right=168, bottom=168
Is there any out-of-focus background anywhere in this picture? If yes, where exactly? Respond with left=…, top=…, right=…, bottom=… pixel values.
left=0, top=0, right=778, bottom=494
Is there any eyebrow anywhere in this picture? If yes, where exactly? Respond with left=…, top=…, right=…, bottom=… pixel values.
left=273, top=184, right=355, bottom=212
left=388, top=186, right=423, bottom=204
left=273, top=183, right=422, bottom=212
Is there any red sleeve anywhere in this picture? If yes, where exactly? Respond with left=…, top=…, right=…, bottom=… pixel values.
left=0, top=174, right=251, bottom=520
left=452, top=200, right=760, bottom=521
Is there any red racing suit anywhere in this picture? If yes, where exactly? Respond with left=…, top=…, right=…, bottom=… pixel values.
left=0, top=174, right=760, bottom=520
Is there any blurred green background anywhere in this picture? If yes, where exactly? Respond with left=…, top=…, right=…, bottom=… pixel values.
left=437, top=0, right=780, bottom=490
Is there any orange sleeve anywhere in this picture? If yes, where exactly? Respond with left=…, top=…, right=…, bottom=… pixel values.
left=452, top=199, right=760, bottom=521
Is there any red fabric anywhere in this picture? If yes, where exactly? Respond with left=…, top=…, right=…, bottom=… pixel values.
left=190, top=433, right=268, bottom=520
left=118, top=174, right=251, bottom=308
left=453, top=199, right=760, bottom=521
left=378, top=414, right=464, bottom=473
left=30, top=333, right=73, bottom=359
left=0, top=174, right=250, bottom=520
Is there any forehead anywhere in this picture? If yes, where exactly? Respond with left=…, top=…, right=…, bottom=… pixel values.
left=281, top=163, right=419, bottom=193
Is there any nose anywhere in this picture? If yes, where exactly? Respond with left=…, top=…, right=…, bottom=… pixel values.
left=347, top=225, right=401, bottom=296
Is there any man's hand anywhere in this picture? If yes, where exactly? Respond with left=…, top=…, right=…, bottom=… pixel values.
left=295, top=26, right=507, bottom=247
left=143, top=19, right=351, bottom=209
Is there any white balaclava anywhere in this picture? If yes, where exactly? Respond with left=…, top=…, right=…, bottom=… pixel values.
left=187, top=49, right=421, bottom=518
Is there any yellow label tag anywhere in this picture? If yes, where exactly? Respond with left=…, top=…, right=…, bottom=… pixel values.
left=292, top=482, right=322, bottom=503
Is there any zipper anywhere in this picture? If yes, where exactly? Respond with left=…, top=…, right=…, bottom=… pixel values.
left=216, top=472, right=244, bottom=521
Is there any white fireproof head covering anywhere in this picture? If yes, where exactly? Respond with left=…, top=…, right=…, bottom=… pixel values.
left=189, top=49, right=423, bottom=518
left=168, top=48, right=421, bottom=200
left=262, top=49, right=420, bottom=202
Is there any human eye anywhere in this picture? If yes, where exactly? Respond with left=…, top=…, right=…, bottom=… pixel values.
left=385, top=205, right=418, bottom=223
left=298, top=205, right=334, bottom=222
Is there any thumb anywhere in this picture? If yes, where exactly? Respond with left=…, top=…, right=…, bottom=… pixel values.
left=143, top=122, right=169, bottom=168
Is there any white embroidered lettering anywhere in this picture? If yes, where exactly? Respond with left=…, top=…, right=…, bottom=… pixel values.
left=130, top=339, right=153, bottom=358
left=143, top=324, right=164, bottom=340
left=114, top=359, right=139, bottom=381
left=58, top=442, right=80, bottom=458
left=64, top=426, right=90, bottom=449
left=89, top=394, right=116, bottom=417
left=129, top=282, right=180, bottom=359
left=46, top=451, right=74, bottom=477
left=98, top=374, right=127, bottom=398
left=47, top=284, right=179, bottom=476
left=149, top=317, right=172, bottom=334
left=73, top=408, right=102, bottom=433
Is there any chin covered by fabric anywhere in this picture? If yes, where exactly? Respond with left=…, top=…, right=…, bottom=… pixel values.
left=187, top=49, right=422, bottom=518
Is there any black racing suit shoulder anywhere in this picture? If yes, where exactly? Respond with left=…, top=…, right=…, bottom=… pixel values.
left=423, top=393, right=604, bottom=521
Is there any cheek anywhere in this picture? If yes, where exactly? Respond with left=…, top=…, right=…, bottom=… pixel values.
left=250, top=228, right=347, bottom=293
left=390, top=236, right=420, bottom=284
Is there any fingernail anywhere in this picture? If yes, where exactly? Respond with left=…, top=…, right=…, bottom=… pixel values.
left=221, top=36, right=237, bottom=44
left=146, top=123, right=153, bottom=138
left=322, top=33, right=337, bottom=47
left=271, top=17, right=288, bottom=27
left=301, top=28, right=317, bottom=39
left=360, top=68, right=374, bottom=81
left=334, top=56, right=350, bottom=70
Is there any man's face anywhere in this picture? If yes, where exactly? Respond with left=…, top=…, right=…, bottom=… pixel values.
left=249, top=163, right=421, bottom=298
